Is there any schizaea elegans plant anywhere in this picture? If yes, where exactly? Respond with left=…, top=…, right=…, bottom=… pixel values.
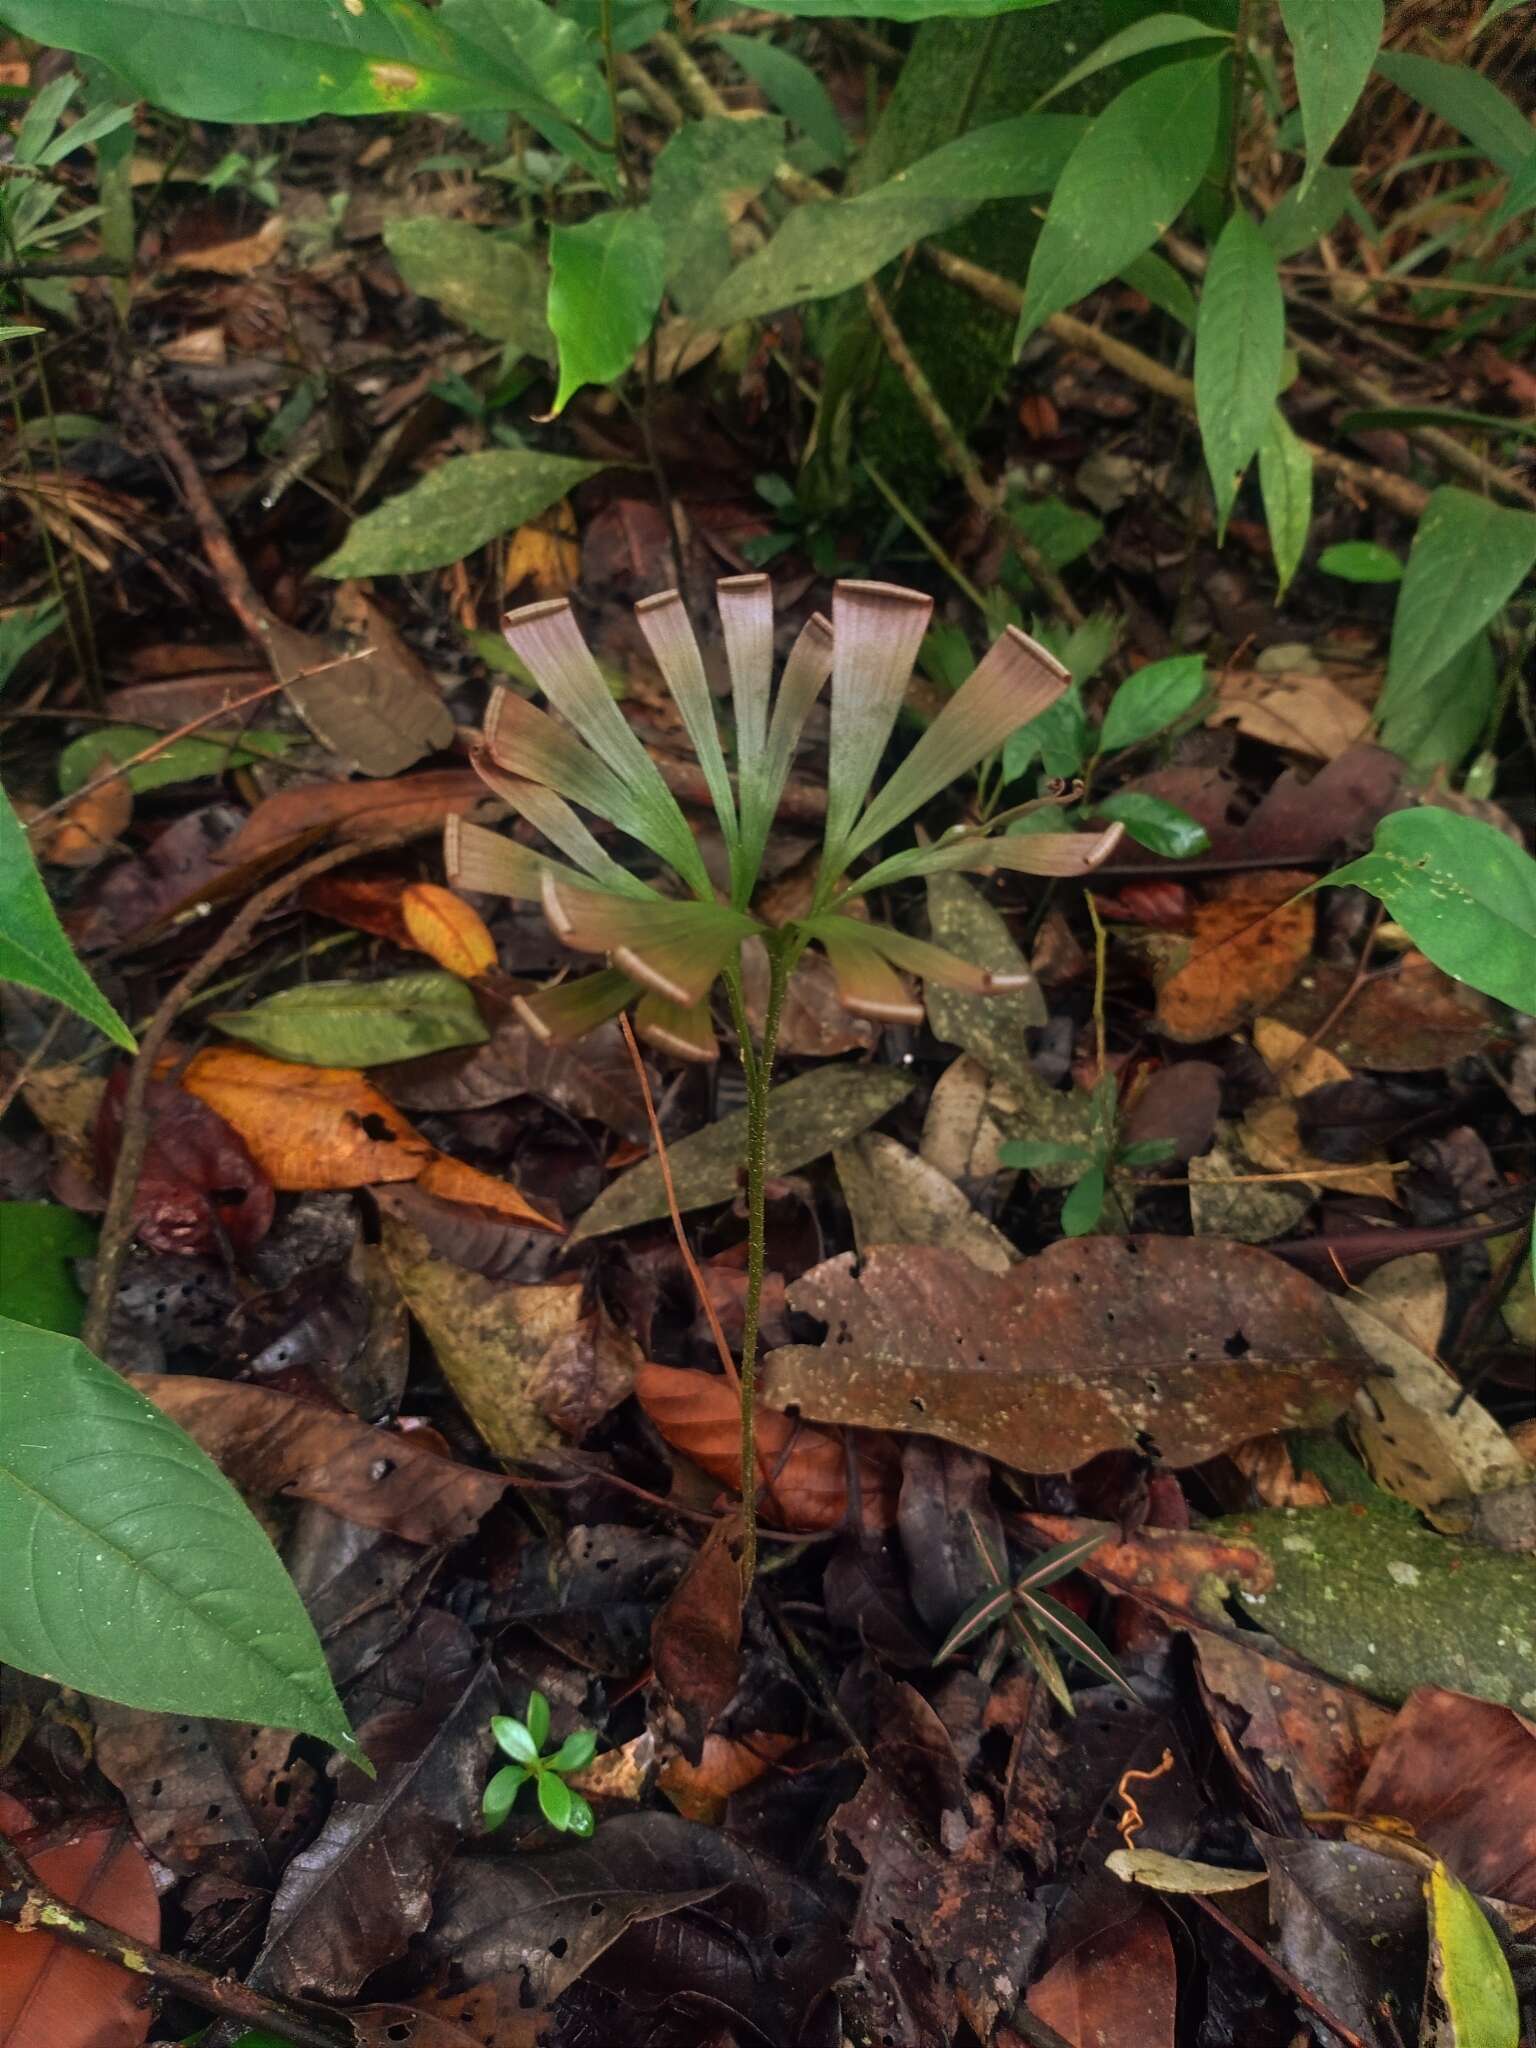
left=446, top=576, right=1123, bottom=1581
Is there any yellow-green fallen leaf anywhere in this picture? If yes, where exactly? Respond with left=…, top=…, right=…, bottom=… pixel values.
left=1424, top=1861, right=1519, bottom=2048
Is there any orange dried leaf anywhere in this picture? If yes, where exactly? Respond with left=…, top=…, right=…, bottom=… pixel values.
left=416, top=1151, right=564, bottom=1234
left=401, top=883, right=498, bottom=978
left=1025, top=1904, right=1175, bottom=2048
left=181, top=1046, right=430, bottom=1189
left=635, top=1361, right=897, bottom=1533
left=659, top=1732, right=797, bottom=1823
left=1149, top=872, right=1314, bottom=1043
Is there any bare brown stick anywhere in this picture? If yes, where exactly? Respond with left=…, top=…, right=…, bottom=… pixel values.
left=861, top=277, right=1085, bottom=627
left=0, top=1831, right=350, bottom=2048
left=82, top=831, right=415, bottom=1354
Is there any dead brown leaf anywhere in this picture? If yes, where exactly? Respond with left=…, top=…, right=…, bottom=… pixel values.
left=1022, top=1903, right=1175, bottom=2048
left=765, top=1237, right=1374, bottom=1472
left=634, top=1361, right=899, bottom=1532
left=1147, top=873, right=1314, bottom=1043
left=657, top=1733, right=797, bottom=1824
left=414, top=1153, right=563, bottom=1235
left=224, top=768, right=490, bottom=865
left=168, top=211, right=287, bottom=274
left=1195, top=1631, right=1392, bottom=1815
left=1242, top=1017, right=1401, bottom=1202
left=1269, top=951, right=1494, bottom=1071
left=181, top=1046, right=431, bottom=1188
left=1211, top=667, right=1372, bottom=761
left=1019, top=1513, right=1273, bottom=1635
left=651, top=1516, right=743, bottom=1757
left=126, top=1374, right=506, bottom=1541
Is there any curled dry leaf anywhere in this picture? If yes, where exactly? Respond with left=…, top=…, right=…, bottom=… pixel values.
left=125, top=1373, right=506, bottom=1543
left=1194, top=1630, right=1394, bottom=1815
left=0, top=1794, right=160, bottom=2048
left=658, top=1732, right=797, bottom=1824
left=1145, top=872, right=1314, bottom=1043
left=635, top=1361, right=899, bottom=1533
left=765, top=1237, right=1374, bottom=1473
left=224, top=768, right=490, bottom=866
left=182, top=1046, right=430, bottom=1188
left=94, top=1067, right=275, bottom=1254
left=1245, top=1016, right=1401, bottom=1202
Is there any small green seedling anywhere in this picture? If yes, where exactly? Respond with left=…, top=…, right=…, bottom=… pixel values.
left=933, top=1516, right=1137, bottom=1715
left=999, top=1073, right=1176, bottom=1237
left=485, top=1692, right=597, bottom=1836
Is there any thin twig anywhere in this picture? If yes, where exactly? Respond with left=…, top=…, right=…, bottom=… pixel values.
left=82, top=831, right=417, bottom=1354
left=0, top=1832, right=350, bottom=2048
left=1187, top=1893, right=1370, bottom=2048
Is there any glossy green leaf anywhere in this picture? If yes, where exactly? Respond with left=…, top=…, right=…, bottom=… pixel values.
left=754, top=0, right=1062, bottom=15
left=572, top=1065, right=912, bottom=1239
left=1034, top=11, right=1229, bottom=109
left=1016, top=54, right=1226, bottom=344
left=483, top=1762, right=529, bottom=1826
left=0, top=598, right=63, bottom=691
left=1258, top=406, right=1313, bottom=601
left=1060, top=1164, right=1107, bottom=1236
left=1099, top=654, right=1206, bottom=752
left=538, top=1768, right=574, bottom=1829
left=1092, top=790, right=1210, bottom=858
left=1328, top=807, right=1536, bottom=1014
left=1318, top=538, right=1402, bottom=581
left=0, top=782, right=135, bottom=1049
left=564, top=1789, right=595, bottom=1836
left=57, top=723, right=292, bottom=797
left=548, top=1727, right=597, bottom=1773
left=211, top=971, right=488, bottom=1066
left=0, top=0, right=583, bottom=138
left=650, top=115, right=784, bottom=315
left=1278, top=0, right=1383, bottom=193
left=492, top=1714, right=541, bottom=1764
left=0, top=1317, right=363, bottom=1762
left=525, top=1689, right=551, bottom=1750
left=1259, top=162, right=1357, bottom=259
left=1425, top=1862, right=1521, bottom=2048
left=316, top=450, right=604, bottom=577
left=703, top=113, right=1084, bottom=325
left=1195, top=209, right=1285, bottom=537
left=547, top=209, right=667, bottom=414
left=1375, top=50, right=1535, bottom=175
left=1375, top=488, right=1536, bottom=735
left=715, top=31, right=845, bottom=163
left=440, top=0, right=611, bottom=144
left=385, top=217, right=553, bottom=355
left=0, top=1204, right=96, bottom=1336
left=1379, top=628, right=1495, bottom=774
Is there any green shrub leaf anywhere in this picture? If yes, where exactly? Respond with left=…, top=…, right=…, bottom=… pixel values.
left=210, top=971, right=489, bottom=1066
left=1099, top=654, right=1206, bottom=752
left=1258, top=407, right=1313, bottom=601
left=1375, top=49, right=1535, bottom=175
left=1318, top=539, right=1402, bottom=582
left=0, top=1317, right=363, bottom=1764
left=715, top=31, right=846, bottom=164
left=384, top=218, right=553, bottom=355
left=547, top=209, right=667, bottom=415
left=1328, top=807, right=1536, bottom=1014
left=1016, top=54, right=1225, bottom=344
left=0, top=783, right=135, bottom=1050
left=316, top=450, right=604, bottom=577
left=0, top=1205, right=96, bottom=1336
left=1375, top=487, right=1536, bottom=738
left=1092, top=791, right=1210, bottom=859
left=1278, top=0, right=1383, bottom=194
left=58, top=724, right=293, bottom=797
left=1195, top=209, right=1286, bottom=538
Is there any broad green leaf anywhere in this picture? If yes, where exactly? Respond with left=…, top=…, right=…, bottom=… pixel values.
left=0, top=1317, right=363, bottom=1762
left=1033, top=12, right=1230, bottom=109
left=439, top=0, right=610, bottom=142
left=1006, top=492, right=1104, bottom=570
left=571, top=1065, right=912, bottom=1239
left=1259, top=162, right=1357, bottom=259
left=0, top=1204, right=96, bottom=1335
left=703, top=113, right=1085, bottom=325
left=315, top=450, right=604, bottom=577
left=548, top=1727, right=597, bottom=1772
left=1119, top=249, right=1198, bottom=328
left=1375, top=50, right=1535, bottom=175
left=0, top=597, right=63, bottom=692
left=484, top=1762, right=530, bottom=1826
left=492, top=1713, right=541, bottom=1763
left=211, top=971, right=488, bottom=1066
left=650, top=114, right=784, bottom=316
left=1092, top=790, right=1210, bottom=858
left=753, top=0, right=1062, bottom=14
left=1016, top=54, right=1225, bottom=345
left=1277, top=0, right=1382, bottom=193
left=1379, top=628, right=1495, bottom=774
left=1258, top=405, right=1313, bottom=600
left=715, top=31, right=846, bottom=164
left=385, top=217, right=553, bottom=355
left=1327, top=807, right=1536, bottom=1014
left=1375, top=487, right=1536, bottom=734
left=0, top=0, right=583, bottom=141
left=547, top=209, right=667, bottom=413
left=525, top=1689, right=551, bottom=1750
left=1339, top=403, right=1536, bottom=442
left=538, top=1768, right=573, bottom=1829
left=0, top=781, right=135, bottom=1049
left=1099, top=653, right=1206, bottom=752
left=1195, top=209, right=1285, bottom=538
left=1318, top=538, right=1402, bottom=581
left=57, top=723, right=293, bottom=796
left=1218, top=1504, right=1536, bottom=1708
left=1060, top=1164, right=1106, bottom=1236
left=1425, top=1863, right=1521, bottom=2048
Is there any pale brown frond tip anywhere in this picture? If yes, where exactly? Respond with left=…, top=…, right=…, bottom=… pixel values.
left=634, top=588, right=683, bottom=616
left=502, top=596, right=573, bottom=632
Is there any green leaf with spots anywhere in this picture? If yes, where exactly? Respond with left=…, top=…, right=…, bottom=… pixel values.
left=0, top=781, right=135, bottom=1050
left=385, top=218, right=553, bottom=355
left=316, top=450, right=605, bottom=577
left=1327, top=807, right=1536, bottom=1014
left=210, top=971, right=489, bottom=1066
left=650, top=115, right=785, bottom=316
left=547, top=209, right=667, bottom=414
left=0, top=1317, right=364, bottom=1764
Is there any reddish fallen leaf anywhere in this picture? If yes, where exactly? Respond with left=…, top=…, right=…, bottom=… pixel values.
left=1020, top=1513, right=1273, bottom=1632
left=181, top=1046, right=432, bottom=1188
left=1148, top=873, right=1314, bottom=1044
left=224, top=769, right=490, bottom=865
left=635, top=1362, right=899, bottom=1532
left=94, top=1068, right=275, bottom=1254
left=414, top=1152, right=563, bottom=1235
left=1269, top=950, right=1494, bottom=1072
left=658, top=1732, right=798, bottom=1824
left=0, top=1798, right=160, bottom=2048
left=1023, top=1904, right=1176, bottom=2048
left=126, top=1374, right=507, bottom=1543
left=351, top=2008, right=496, bottom=2048
left=1355, top=1686, right=1536, bottom=1906
left=1195, top=1631, right=1393, bottom=1816
left=765, top=1237, right=1374, bottom=1473
left=1094, top=882, right=1192, bottom=928
left=300, top=870, right=420, bottom=944
left=651, top=1516, right=743, bottom=1757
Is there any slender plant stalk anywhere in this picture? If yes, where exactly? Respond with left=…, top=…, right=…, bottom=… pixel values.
left=726, top=933, right=793, bottom=1589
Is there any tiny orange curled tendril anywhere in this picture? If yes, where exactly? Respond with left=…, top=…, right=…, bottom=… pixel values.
left=1116, top=1747, right=1174, bottom=1849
